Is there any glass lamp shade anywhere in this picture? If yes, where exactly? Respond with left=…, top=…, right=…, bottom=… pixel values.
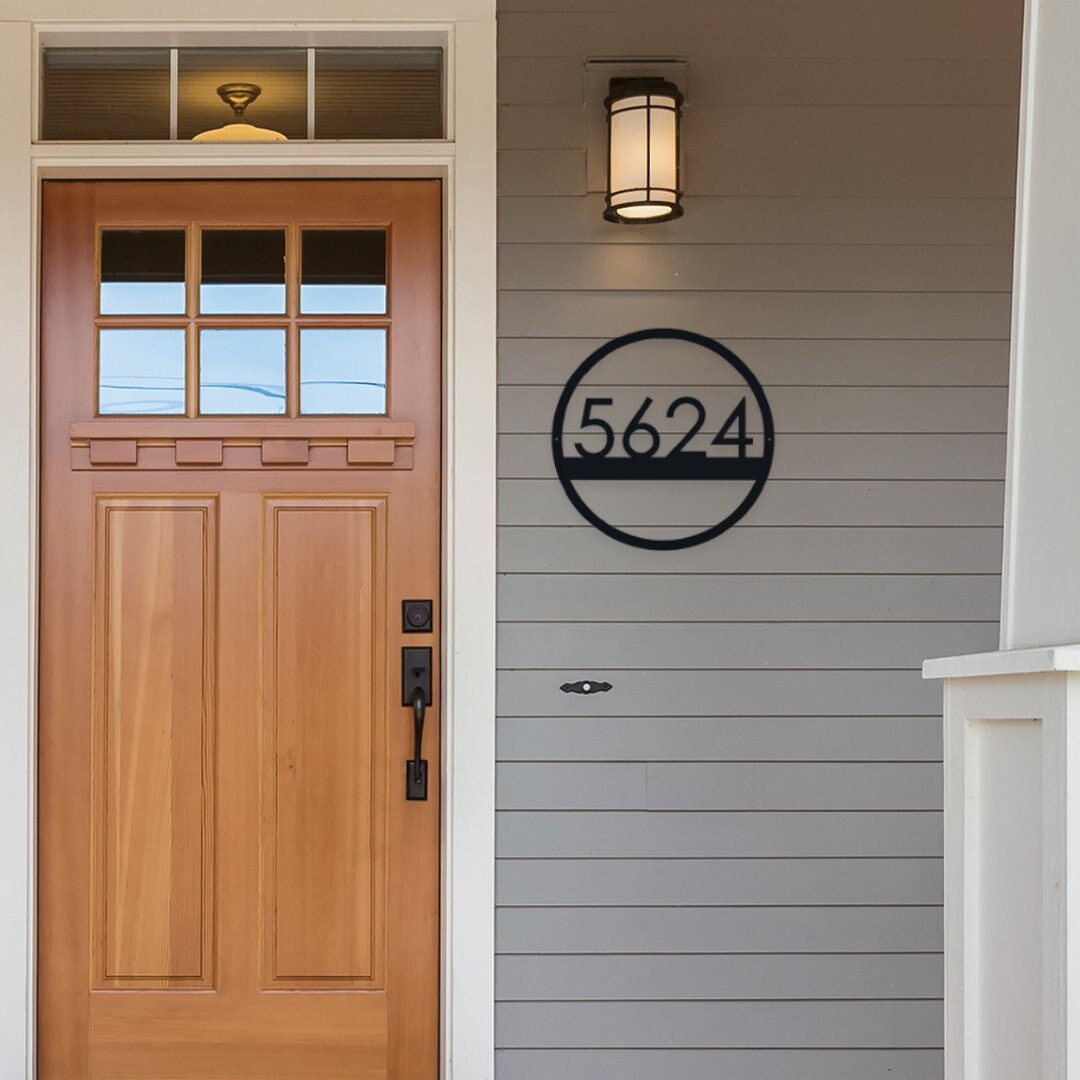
left=604, top=78, right=683, bottom=224
left=192, top=82, right=287, bottom=142
left=192, top=122, right=287, bottom=142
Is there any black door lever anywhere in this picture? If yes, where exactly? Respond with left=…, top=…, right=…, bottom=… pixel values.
left=402, top=647, right=431, bottom=800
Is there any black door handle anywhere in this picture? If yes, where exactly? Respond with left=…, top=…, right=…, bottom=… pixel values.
left=402, top=647, right=431, bottom=800
left=409, top=685, right=427, bottom=799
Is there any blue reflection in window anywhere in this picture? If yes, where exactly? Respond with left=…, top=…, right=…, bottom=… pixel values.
left=300, top=229, right=386, bottom=314
left=100, top=229, right=186, bottom=315
left=101, top=281, right=186, bottom=315
left=300, top=329, right=386, bottom=414
left=200, top=283, right=287, bottom=315
left=98, top=329, right=186, bottom=415
left=299, top=283, right=386, bottom=315
left=200, top=329, right=286, bottom=415
left=200, top=229, right=286, bottom=314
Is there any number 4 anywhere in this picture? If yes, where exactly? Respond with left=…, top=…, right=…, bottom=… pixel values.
left=712, top=398, right=753, bottom=459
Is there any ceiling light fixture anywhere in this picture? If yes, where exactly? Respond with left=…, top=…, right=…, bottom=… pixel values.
left=192, top=82, right=287, bottom=142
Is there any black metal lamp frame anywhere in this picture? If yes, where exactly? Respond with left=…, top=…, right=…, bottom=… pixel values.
left=603, top=77, right=684, bottom=224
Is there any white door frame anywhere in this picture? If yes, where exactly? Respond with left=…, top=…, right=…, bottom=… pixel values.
left=0, top=14, right=496, bottom=1080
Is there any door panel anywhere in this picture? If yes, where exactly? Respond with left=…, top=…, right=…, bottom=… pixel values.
left=39, top=180, right=441, bottom=1080
left=265, top=496, right=386, bottom=987
left=94, top=496, right=217, bottom=990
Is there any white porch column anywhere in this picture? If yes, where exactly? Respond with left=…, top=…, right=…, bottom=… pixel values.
left=924, top=0, right=1080, bottom=1076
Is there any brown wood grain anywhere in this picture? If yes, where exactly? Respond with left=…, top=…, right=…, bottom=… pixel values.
left=94, top=497, right=216, bottom=989
left=266, top=497, right=385, bottom=986
left=39, top=179, right=442, bottom=1079
left=175, top=439, right=224, bottom=465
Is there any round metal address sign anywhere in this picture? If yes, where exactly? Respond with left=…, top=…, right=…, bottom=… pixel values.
left=551, top=328, right=775, bottom=551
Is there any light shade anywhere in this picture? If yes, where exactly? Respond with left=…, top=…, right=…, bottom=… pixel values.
left=604, top=77, right=683, bottom=224
left=192, top=82, right=287, bottom=142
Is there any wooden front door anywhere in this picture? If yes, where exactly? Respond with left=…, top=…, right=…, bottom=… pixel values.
left=38, top=180, right=441, bottom=1079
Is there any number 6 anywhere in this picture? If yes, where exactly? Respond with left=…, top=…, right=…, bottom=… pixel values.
left=623, top=397, right=661, bottom=458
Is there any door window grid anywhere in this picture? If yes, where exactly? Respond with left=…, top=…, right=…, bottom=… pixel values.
left=95, top=224, right=390, bottom=417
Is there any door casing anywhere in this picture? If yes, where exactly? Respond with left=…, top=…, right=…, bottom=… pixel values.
left=0, top=16, right=497, bottom=1079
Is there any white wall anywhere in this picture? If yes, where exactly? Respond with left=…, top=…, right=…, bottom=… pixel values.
left=0, top=19, right=35, bottom=1080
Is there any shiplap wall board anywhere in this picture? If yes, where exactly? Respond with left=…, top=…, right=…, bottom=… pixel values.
left=496, top=857, right=943, bottom=904
left=495, top=0, right=1020, bottom=1074
left=496, top=1049, right=944, bottom=1080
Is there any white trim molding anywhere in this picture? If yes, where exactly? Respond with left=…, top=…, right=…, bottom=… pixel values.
left=0, top=14, right=496, bottom=1080
left=924, top=644, right=1080, bottom=681
left=997, top=0, right=1080, bottom=650
left=925, top=649, right=1080, bottom=1080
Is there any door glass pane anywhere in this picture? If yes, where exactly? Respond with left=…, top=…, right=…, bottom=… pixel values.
left=300, top=329, right=387, bottom=414
left=301, top=231, right=386, bottom=314
left=98, top=329, right=186, bottom=415
left=177, top=48, right=307, bottom=141
left=100, top=230, right=186, bottom=314
left=200, top=230, right=286, bottom=314
left=200, top=329, right=286, bottom=414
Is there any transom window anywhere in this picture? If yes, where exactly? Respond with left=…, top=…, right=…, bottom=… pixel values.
left=41, top=47, right=444, bottom=142
left=97, top=226, right=389, bottom=416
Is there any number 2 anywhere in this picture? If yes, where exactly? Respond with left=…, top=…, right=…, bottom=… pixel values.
left=666, top=396, right=706, bottom=454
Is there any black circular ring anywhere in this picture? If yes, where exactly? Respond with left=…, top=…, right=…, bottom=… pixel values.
left=551, top=328, right=775, bottom=551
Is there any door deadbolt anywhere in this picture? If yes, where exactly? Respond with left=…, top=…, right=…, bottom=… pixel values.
left=402, top=599, right=433, bottom=633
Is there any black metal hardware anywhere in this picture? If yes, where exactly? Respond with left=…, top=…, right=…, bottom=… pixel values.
left=402, top=599, right=433, bottom=633
left=560, top=679, right=613, bottom=695
left=402, top=647, right=432, bottom=800
left=550, top=329, right=775, bottom=551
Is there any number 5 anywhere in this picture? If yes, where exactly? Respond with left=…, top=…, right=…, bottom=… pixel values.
left=575, top=397, right=615, bottom=457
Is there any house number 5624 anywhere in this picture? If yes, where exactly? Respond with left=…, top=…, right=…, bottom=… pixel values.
left=574, top=396, right=753, bottom=460
left=551, top=328, right=775, bottom=551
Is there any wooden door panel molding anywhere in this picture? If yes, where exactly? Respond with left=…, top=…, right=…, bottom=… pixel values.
left=175, top=439, right=225, bottom=466
left=70, top=419, right=416, bottom=471
left=88, top=994, right=389, bottom=1080
left=263, top=495, right=388, bottom=990
left=71, top=419, right=416, bottom=439
left=92, top=496, right=218, bottom=990
left=88, top=439, right=138, bottom=466
left=40, top=179, right=441, bottom=1079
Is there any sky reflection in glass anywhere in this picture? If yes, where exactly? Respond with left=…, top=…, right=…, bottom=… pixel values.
left=199, top=283, right=287, bottom=315
left=299, top=283, right=387, bottom=314
left=100, top=229, right=186, bottom=315
left=98, top=328, right=186, bottom=414
left=200, top=230, right=286, bottom=314
left=300, top=329, right=386, bottom=414
left=200, top=329, right=286, bottom=414
left=300, top=229, right=386, bottom=314
left=100, top=281, right=186, bottom=315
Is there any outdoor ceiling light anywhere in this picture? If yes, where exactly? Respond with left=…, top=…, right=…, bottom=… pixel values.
left=192, top=82, right=287, bottom=142
left=604, top=77, right=683, bottom=223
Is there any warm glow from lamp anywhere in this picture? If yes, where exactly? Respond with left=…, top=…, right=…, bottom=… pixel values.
left=192, top=82, right=287, bottom=142
left=604, top=78, right=683, bottom=223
